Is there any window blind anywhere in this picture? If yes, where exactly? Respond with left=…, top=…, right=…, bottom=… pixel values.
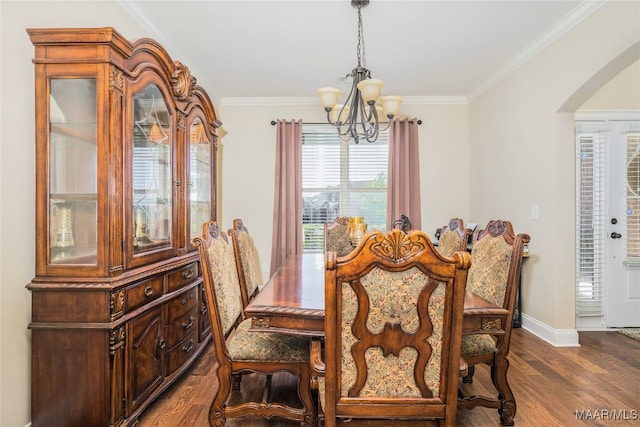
left=575, top=124, right=607, bottom=317
left=302, top=125, right=388, bottom=252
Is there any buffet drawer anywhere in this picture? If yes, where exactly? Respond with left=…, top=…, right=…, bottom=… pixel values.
left=167, top=287, right=198, bottom=323
left=167, top=262, right=199, bottom=292
left=126, top=276, right=164, bottom=312
left=165, top=307, right=198, bottom=349
left=166, top=332, right=197, bottom=375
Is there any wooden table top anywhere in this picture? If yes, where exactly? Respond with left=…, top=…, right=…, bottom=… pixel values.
left=245, top=253, right=509, bottom=337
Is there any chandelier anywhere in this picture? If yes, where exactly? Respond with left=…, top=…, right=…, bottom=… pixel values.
left=318, top=0, right=402, bottom=143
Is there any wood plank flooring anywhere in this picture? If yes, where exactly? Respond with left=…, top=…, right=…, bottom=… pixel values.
left=137, top=329, right=640, bottom=426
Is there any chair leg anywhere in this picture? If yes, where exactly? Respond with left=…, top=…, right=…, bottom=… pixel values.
left=491, top=356, right=516, bottom=426
left=210, top=364, right=231, bottom=427
left=297, top=365, right=316, bottom=427
left=462, top=365, right=475, bottom=384
left=232, top=374, right=242, bottom=390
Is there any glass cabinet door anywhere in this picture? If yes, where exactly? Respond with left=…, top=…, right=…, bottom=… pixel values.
left=188, top=116, right=212, bottom=242
left=49, top=78, right=98, bottom=265
left=131, top=83, right=173, bottom=254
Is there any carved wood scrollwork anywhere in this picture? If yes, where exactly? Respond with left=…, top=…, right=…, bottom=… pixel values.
left=109, top=66, right=124, bottom=94
left=481, top=318, right=502, bottom=331
left=448, top=218, right=461, bottom=231
left=171, top=61, right=196, bottom=101
left=109, top=326, right=126, bottom=355
left=177, top=111, right=186, bottom=130
left=369, top=229, right=427, bottom=262
left=485, top=220, right=510, bottom=237
left=110, top=289, right=125, bottom=320
left=251, top=316, right=270, bottom=328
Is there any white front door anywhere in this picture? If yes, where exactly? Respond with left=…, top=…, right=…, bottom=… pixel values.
left=606, top=120, right=640, bottom=327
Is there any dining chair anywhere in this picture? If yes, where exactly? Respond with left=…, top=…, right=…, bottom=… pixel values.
left=194, top=221, right=315, bottom=427
left=457, top=219, right=530, bottom=426
left=323, top=216, right=353, bottom=257
left=227, top=218, right=263, bottom=310
left=311, top=228, right=472, bottom=427
left=436, top=218, right=472, bottom=258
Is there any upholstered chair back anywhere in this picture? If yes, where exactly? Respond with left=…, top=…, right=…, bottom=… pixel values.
left=324, top=216, right=353, bottom=257
left=198, top=222, right=243, bottom=336
left=228, top=218, right=263, bottom=309
left=437, top=218, right=471, bottom=258
left=322, top=228, right=471, bottom=426
left=467, top=220, right=522, bottom=309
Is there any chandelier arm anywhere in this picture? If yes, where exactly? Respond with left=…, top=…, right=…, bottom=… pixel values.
left=378, top=120, right=393, bottom=132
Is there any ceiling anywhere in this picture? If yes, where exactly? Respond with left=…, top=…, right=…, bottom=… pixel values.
left=119, top=0, right=600, bottom=105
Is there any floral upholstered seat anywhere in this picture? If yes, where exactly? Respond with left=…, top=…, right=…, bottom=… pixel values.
left=194, top=221, right=315, bottom=427
left=311, top=228, right=471, bottom=427
left=457, top=219, right=530, bottom=427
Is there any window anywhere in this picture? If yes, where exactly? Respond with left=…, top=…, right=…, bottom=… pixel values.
left=575, top=124, right=606, bottom=317
left=302, top=125, right=388, bottom=252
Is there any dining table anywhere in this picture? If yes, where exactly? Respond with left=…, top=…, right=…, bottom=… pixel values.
left=245, top=253, right=510, bottom=337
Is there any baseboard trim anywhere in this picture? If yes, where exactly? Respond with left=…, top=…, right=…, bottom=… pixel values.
left=521, top=313, right=580, bottom=347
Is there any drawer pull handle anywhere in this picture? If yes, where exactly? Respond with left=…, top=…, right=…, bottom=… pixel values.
left=201, top=306, right=208, bottom=315
left=182, top=316, right=195, bottom=329
left=181, top=298, right=187, bottom=305
left=182, top=269, right=194, bottom=279
left=144, top=286, right=154, bottom=297
left=182, top=339, right=195, bottom=353
left=158, top=338, right=166, bottom=350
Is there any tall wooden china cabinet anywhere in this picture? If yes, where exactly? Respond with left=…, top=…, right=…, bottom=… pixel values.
left=27, top=28, right=220, bottom=427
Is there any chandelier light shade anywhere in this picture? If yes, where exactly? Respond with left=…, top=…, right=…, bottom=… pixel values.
left=318, top=0, right=402, bottom=143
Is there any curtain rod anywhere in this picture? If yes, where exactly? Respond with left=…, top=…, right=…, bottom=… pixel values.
left=270, top=120, right=422, bottom=126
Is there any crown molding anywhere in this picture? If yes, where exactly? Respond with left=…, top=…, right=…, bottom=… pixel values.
left=219, top=95, right=468, bottom=107
left=467, top=0, right=608, bottom=102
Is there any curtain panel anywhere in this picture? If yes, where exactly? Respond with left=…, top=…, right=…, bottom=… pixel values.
left=387, top=118, right=421, bottom=231
left=270, top=119, right=303, bottom=276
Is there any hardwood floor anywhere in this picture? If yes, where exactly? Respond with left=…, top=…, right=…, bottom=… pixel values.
left=138, top=329, right=640, bottom=426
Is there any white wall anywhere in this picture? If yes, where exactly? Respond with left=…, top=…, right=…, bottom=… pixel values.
left=218, top=102, right=469, bottom=278
left=0, top=2, right=149, bottom=426
left=468, top=1, right=640, bottom=340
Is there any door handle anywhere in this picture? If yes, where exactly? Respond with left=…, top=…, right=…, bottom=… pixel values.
left=611, top=232, right=622, bottom=239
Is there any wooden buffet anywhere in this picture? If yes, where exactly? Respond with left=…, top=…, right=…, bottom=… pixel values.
left=27, top=27, right=220, bottom=427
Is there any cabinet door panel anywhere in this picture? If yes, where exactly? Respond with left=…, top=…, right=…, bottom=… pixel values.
left=124, top=74, right=178, bottom=270
left=126, top=307, right=163, bottom=415
left=187, top=114, right=215, bottom=246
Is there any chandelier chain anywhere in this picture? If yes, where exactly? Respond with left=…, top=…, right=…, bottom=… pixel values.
left=356, top=4, right=365, bottom=68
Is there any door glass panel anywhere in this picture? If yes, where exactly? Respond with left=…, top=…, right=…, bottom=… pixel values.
left=132, top=84, right=172, bottom=253
left=626, top=134, right=640, bottom=262
left=189, top=117, right=211, bottom=242
left=49, top=78, right=98, bottom=264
